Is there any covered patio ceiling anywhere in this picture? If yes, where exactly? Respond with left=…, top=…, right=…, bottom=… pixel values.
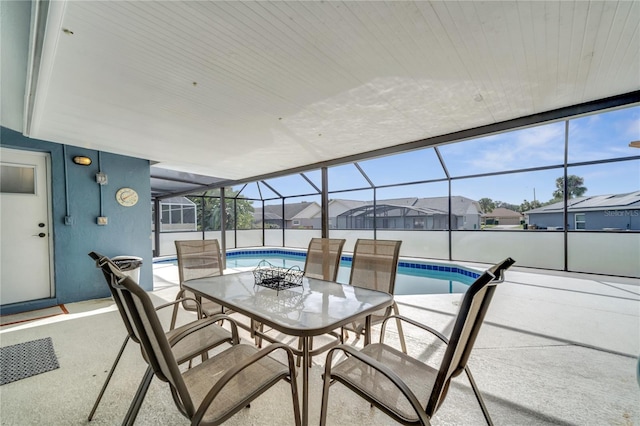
left=2, top=1, right=639, bottom=197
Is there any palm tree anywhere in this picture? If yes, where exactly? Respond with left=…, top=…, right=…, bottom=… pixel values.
left=552, top=175, right=587, bottom=200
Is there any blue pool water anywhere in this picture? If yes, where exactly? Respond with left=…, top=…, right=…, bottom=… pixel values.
left=159, top=249, right=480, bottom=295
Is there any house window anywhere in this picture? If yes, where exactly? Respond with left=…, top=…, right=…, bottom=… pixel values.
left=292, top=220, right=300, bottom=226
left=161, top=205, right=170, bottom=224
left=170, top=205, right=182, bottom=224
left=183, top=206, right=196, bottom=223
left=575, top=213, right=586, bottom=230
left=161, top=203, right=197, bottom=230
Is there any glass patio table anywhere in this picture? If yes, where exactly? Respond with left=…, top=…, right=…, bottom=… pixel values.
left=183, top=271, right=393, bottom=425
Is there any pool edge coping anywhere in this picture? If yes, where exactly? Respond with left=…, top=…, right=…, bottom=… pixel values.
left=154, top=247, right=483, bottom=280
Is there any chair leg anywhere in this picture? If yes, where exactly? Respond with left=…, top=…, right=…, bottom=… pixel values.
left=290, top=376, right=302, bottom=426
left=122, top=366, right=154, bottom=426
left=296, top=337, right=314, bottom=368
left=169, top=289, right=186, bottom=330
left=251, top=320, right=264, bottom=348
left=88, top=335, right=130, bottom=421
left=319, top=352, right=336, bottom=426
left=393, top=302, right=408, bottom=354
left=464, top=366, right=494, bottom=426
left=284, top=350, right=302, bottom=426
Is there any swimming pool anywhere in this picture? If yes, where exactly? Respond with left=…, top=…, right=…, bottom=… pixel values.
left=157, top=248, right=481, bottom=295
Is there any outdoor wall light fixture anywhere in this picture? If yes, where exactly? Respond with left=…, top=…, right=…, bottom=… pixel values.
left=72, top=156, right=92, bottom=166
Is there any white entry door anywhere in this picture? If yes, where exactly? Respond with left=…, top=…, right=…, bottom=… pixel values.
left=0, top=147, right=54, bottom=305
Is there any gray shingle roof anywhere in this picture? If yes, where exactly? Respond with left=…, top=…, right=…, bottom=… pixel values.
left=161, top=196, right=196, bottom=206
left=483, top=208, right=522, bottom=218
left=413, top=196, right=480, bottom=216
left=254, top=201, right=318, bottom=220
left=333, top=196, right=480, bottom=217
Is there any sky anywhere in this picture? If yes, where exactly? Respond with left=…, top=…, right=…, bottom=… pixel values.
left=236, top=105, right=639, bottom=206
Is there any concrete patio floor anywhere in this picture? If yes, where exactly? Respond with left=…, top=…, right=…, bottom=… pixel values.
left=0, top=261, right=638, bottom=425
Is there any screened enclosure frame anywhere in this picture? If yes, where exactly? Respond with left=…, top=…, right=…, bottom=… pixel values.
left=152, top=92, right=640, bottom=277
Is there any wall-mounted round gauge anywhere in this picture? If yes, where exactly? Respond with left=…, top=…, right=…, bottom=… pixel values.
left=115, top=187, right=138, bottom=207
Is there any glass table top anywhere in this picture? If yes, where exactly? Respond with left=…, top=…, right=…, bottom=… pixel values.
left=183, top=271, right=393, bottom=336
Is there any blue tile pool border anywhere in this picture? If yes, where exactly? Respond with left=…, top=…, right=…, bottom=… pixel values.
left=155, top=248, right=481, bottom=280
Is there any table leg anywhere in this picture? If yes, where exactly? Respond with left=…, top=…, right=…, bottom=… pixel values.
left=302, top=336, right=309, bottom=425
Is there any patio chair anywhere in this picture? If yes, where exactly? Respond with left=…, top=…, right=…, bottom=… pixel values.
left=303, top=238, right=346, bottom=282
left=294, top=238, right=346, bottom=365
left=170, top=239, right=226, bottom=330
left=93, top=252, right=301, bottom=426
left=342, top=239, right=407, bottom=353
left=87, top=252, right=235, bottom=422
left=320, top=257, right=516, bottom=426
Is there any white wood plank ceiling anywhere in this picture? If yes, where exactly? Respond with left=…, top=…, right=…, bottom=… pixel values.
left=11, top=1, right=640, bottom=182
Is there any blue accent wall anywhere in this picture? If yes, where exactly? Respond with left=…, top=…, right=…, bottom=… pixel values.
left=1, top=127, right=153, bottom=314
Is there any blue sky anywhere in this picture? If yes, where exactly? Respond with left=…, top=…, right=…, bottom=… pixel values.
left=238, top=105, right=639, bottom=206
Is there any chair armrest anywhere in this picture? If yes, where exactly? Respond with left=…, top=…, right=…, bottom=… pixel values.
left=155, top=296, right=201, bottom=313
left=487, top=257, right=516, bottom=282
left=380, top=314, right=449, bottom=346
left=159, top=295, right=205, bottom=331
left=167, top=314, right=240, bottom=347
left=161, top=289, right=203, bottom=322
left=192, top=343, right=298, bottom=425
left=324, top=344, right=431, bottom=425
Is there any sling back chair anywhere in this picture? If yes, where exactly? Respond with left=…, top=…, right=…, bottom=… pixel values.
left=87, top=252, right=235, bottom=422
left=303, top=238, right=346, bottom=282
left=170, top=239, right=227, bottom=330
left=342, top=239, right=407, bottom=353
left=320, top=257, right=516, bottom=426
left=94, top=252, right=301, bottom=426
left=294, top=238, right=346, bottom=366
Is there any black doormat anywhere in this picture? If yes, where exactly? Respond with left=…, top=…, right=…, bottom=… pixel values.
left=0, top=337, right=59, bottom=385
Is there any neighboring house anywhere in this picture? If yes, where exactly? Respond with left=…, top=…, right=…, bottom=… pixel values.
left=328, top=196, right=482, bottom=230
left=525, top=191, right=640, bottom=230
left=483, top=208, right=523, bottom=226
left=158, top=197, right=197, bottom=231
left=253, top=201, right=321, bottom=228
left=326, top=199, right=370, bottom=229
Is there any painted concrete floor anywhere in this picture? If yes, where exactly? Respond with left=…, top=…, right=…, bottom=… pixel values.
left=0, top=262, right=638, bottom=425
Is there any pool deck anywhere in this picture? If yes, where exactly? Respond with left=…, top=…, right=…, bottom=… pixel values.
left=0, top=260, right=638, bottom=425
